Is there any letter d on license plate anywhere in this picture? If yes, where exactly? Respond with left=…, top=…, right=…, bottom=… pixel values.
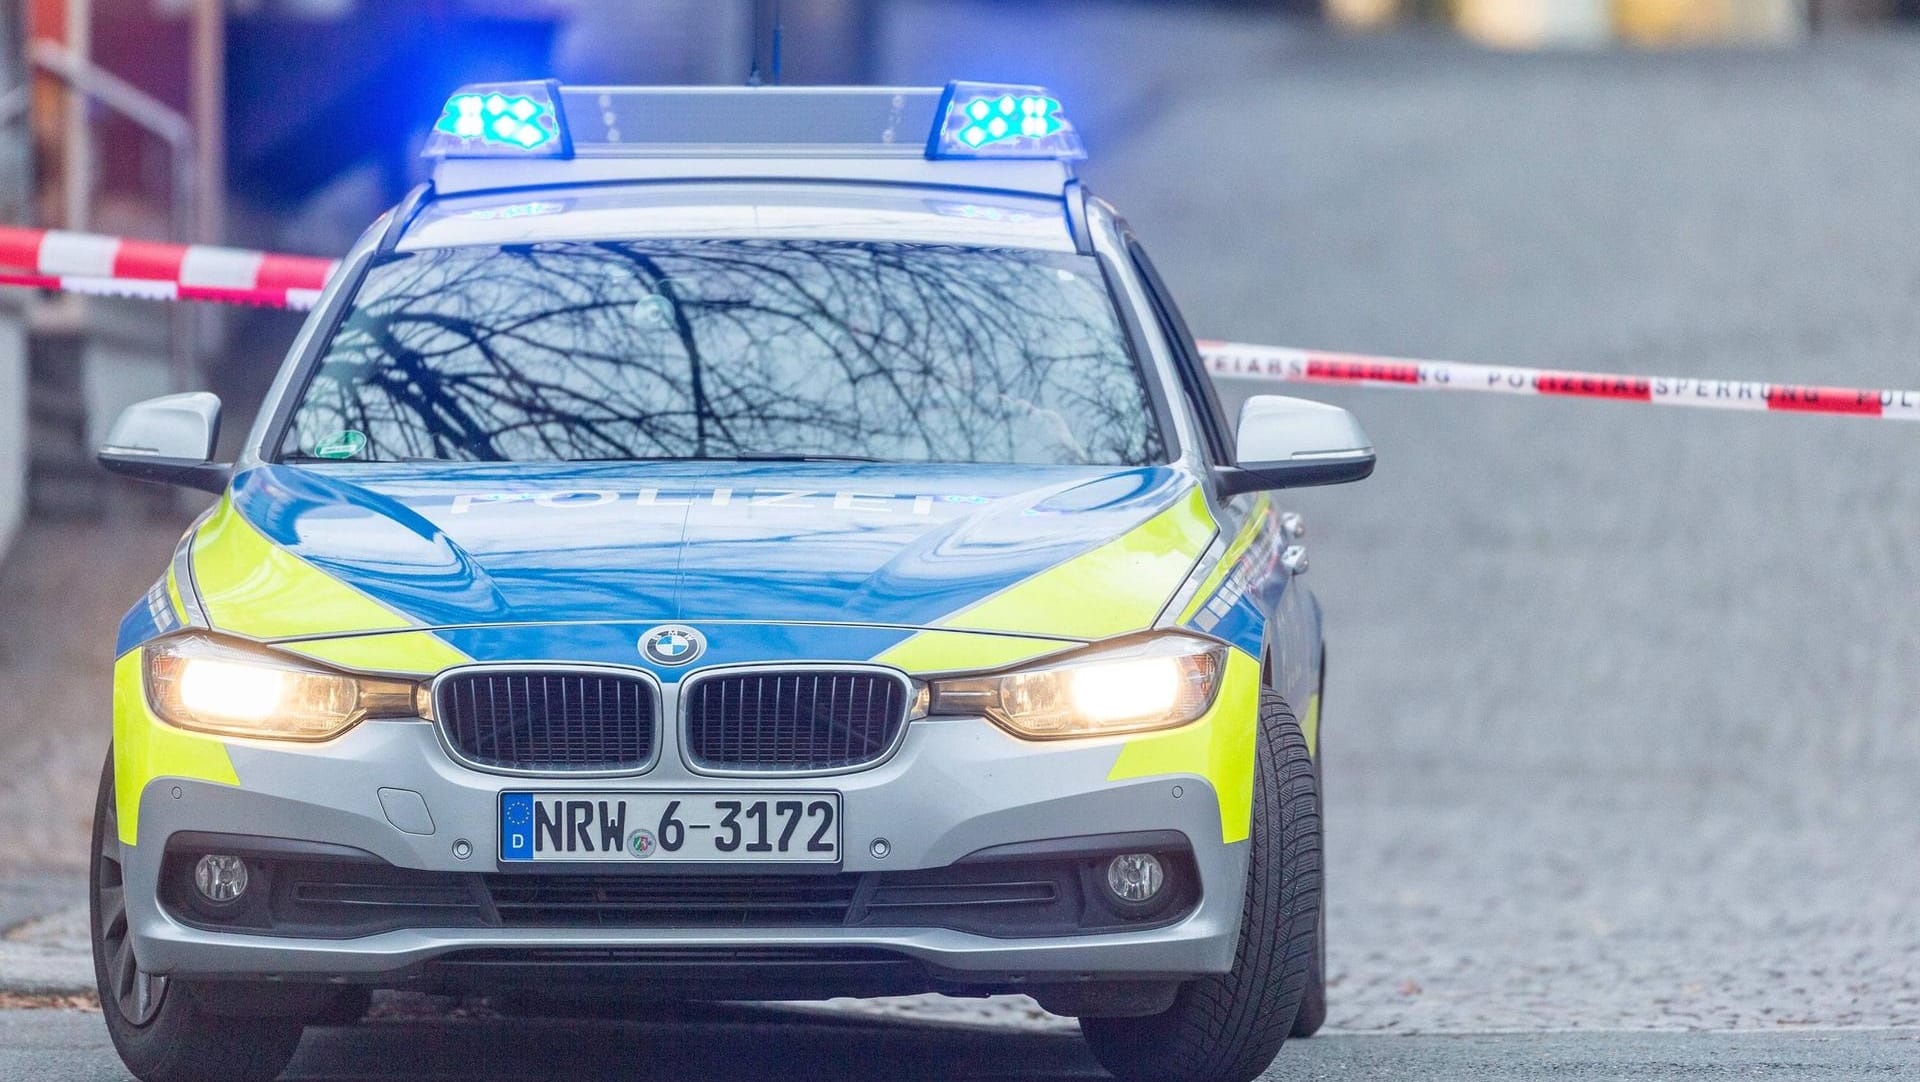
left=499, top=791, right=841, bottom=863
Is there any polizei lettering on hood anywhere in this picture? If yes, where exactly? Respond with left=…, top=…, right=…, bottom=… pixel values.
left=449, top=488, right=947, bottom=515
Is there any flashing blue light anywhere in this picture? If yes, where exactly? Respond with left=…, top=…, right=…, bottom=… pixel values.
left=440, top=92, right=552, bottom=148
left=425, top=81, right=571, bottom=159
left=928, top=81, right=1084, bottom=161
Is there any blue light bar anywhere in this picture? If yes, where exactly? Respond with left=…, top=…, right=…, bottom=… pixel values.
left=420, top=81, right=1085, bottom=170
left=927, top=81, right=1085, bottom=161
left=425, top=80, right=572, bottom=159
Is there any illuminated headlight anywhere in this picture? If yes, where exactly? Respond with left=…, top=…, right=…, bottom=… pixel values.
left=922, top=633, right=1226, bottom=739
left=143, top=633, right=424, bottom=740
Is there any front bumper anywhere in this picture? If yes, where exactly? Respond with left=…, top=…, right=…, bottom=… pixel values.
left=122, top=706, right=1249, bottom=985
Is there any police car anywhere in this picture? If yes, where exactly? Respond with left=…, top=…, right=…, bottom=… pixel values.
left=92, top=81, right=1374, bottom=1082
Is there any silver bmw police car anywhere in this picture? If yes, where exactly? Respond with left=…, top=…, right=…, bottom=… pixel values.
left=93, top=81, right=1375, bottom=1082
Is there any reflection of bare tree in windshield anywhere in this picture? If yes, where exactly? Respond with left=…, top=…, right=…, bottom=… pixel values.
left=282, top=240, right=1164, bottom=467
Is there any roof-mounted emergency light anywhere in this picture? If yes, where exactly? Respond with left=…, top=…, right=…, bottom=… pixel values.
left=425, top=81, right=571, bottom=159
left=420, top=80, right=1081, bottom=164
left=927, top=81, right=1085, bottom=161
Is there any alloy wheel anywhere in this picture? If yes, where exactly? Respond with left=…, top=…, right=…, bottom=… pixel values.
left=94, top=792, right=168, bottom=1025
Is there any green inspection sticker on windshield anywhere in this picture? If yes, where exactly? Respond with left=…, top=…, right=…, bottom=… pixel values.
left=311, top=430, right=368, bottom=460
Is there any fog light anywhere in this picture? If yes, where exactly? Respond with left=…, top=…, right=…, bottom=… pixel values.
left=193, top=854, right=249, bottom=904
left=1106, top=853, right=1165, bottom=904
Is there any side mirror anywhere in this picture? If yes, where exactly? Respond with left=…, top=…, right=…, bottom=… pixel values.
left=96, top=392, right=230, bottom=494
left=1218, top=395, right=1375, bottom=496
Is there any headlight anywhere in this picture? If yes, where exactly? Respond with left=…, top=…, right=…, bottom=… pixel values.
left=923, top=633, right=1226, bottom=739
left=143, top=633, right=424, bottom=740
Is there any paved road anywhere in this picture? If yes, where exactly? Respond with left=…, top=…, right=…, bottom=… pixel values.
left=5, top=3, right=1920, bottom=1053
left=6, top=1008, right=1919, bottom=1082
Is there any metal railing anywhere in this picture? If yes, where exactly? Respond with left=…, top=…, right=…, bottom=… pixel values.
left=26, top=40, right=198, bottom=392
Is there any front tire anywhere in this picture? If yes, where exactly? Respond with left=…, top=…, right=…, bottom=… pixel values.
left=1081, top=691, right=1322, bottom=1082
left=1289, top=899, right=1328, bottom=1039
left=91, top=751, right=306, bottom=1082
left=1290, top=653, right=1329, bottom=1039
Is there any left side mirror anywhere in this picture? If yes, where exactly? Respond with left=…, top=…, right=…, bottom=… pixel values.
left=96, top=392, right=231, bottom=494
left=1218, top=395, right=1375, bottom=496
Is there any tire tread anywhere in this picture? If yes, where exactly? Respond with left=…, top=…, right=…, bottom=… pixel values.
left=1083, top=691, right=1322, bottom=1082
left=91, top=750, right=305, bottom=1082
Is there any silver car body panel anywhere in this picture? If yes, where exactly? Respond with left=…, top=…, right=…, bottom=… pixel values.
left=125, top=709, right=1245, bottom=979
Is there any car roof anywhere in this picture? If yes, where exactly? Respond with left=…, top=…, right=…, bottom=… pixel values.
left=398, top=181, right=1078, bottom=252
left=429, top=153, right=1078, bottom=200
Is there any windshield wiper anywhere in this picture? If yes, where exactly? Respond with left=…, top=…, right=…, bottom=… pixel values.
left=283, top=453, right=453, bottom=464
left=286, top=452, right=885, bottom=465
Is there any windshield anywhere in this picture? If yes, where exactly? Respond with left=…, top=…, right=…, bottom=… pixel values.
left=276, top=239, right=1166, bottom=467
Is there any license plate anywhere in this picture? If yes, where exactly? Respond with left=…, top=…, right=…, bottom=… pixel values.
left=498, top=791, right=841, bottom=863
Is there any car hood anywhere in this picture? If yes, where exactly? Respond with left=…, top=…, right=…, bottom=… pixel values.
left=192, top=461, right=1216, bottom=650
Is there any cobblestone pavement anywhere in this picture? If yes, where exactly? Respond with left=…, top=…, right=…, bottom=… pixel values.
left=4, top=11, right=1920, bottom=1044
left=1324, top=762, right=1920, bottom=1032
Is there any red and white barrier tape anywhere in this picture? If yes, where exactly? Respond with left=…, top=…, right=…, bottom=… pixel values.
left=0, top=226, right=335, bottom=310
left=0, top=269, right=329, bottom=309
left=1199, top=340, right=1920, bottom=421
left=2, top=226, right=1915, bottom=421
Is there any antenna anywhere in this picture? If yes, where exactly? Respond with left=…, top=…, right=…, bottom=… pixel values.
left=747, top=0, right=784, bottom=87
left=772, top=0, right=784, bottom=86
left=747, top=0, right=762, bottom=86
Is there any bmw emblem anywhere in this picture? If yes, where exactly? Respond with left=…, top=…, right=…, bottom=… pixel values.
left=640, top=625, right=705, bottom=667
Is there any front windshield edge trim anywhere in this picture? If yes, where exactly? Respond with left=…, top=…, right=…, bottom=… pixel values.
left=1092, top=247, right=1182, bottom=469
left=258, top=240, right=386, bottom=469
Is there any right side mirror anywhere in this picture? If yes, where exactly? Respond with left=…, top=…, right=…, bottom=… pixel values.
left=96, top=392, right=231, bottom=494
left=1218, top=395, right=1376, bottom=497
